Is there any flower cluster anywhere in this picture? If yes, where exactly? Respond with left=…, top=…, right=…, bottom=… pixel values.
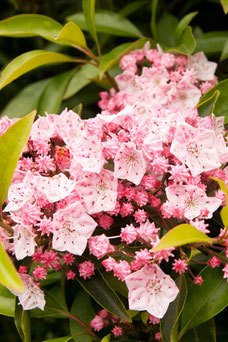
left=1, top=44, right=228, bottom=340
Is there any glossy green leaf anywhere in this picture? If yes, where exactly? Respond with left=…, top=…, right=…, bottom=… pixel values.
left=0, top=110, right=35, bottom=205
left=37, top=70, right=73, bottom=116
left=180, top=319, right=216, bottom=342
left=197, top=90, right=220, bottom=117
left=179, top=266, right=228, bottom=338
left=151, top=224, right=213, bottom=253
left=195, top=31, right=228, bottom=54
left=175, top=11, right=198, bottom=42
left=99, top=38, right=154, bottom=78
left=161, top=275, right=187, bottom=342
left=82, top=0, right=98, bottom=45
left=0, top=283, right=15, bottom=317
left=119, top=1, right=147, bottom=17
left=1, top=79, right=49, bottom=119
left=151, top=0, right=159, bottom=39
left=212, top=177, right=228, bottom=228
left=166, top=26, right=196, bottom=55
left=75, top=269, right=130, bottom=322
left=0, top=14, right=62, bottom=40
left=43, top=337, right=73, bottom=342
left=0, top=50, right=75, bottom=90
left=63, top=64, right=98, bottom=100
left=67, top=10, right=142, bottom=38
left=0, top=241, right=24, bottom=293
left=220, top=0, right=228, bottom=13
left=52, top=22, right=87, bottom=49
left=31, top=284, right=68, bottom=318
left=101, top=334, right=111, bottom=342
left=70, top=289, right=94, bottom=342
left=220, top=38, right=228, bottom=61
left=141, top=311, right=149, bottom=324
left=14, top=301, right=31, bottom=342
left=198, top=79, right=228, bottom=122
left=102, top=272, right=128, bottom=298
left=157, top=13, right=178, bottom=47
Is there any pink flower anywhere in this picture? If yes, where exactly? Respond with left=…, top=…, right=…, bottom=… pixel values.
left=13, top=224, right=37, bottom=260
left=170, top=122, right=221, bottom=177
left=52, top=202, right=97, bottom=255
left=113, top=260, right=131, bottom=281
left=90, top=315, right=104, bottom=331
left=89, top=234, right=114, bottom=259
left=114, top=142, right=146, bottom=185
left=222, top=264, right=228, bottom=282
left=98, top=214, right=114, bottom=230
left=186, top=52, right=217, bottom=81
left=79, top=260, right=95, bottom=279
left=208, top=256, right=221, bottom=268
left=112, top=326, right=123, bottom=337
left=165, top=184, right=221, bottom=220
left=33, top=266, right=47, bottom=280
left=9, top=274, right=45, bottom=311
left=125, top=264, right=179, bottom=318
left=36, top=173, right=76, bottom=203
left=134, top=209, right=147, bottom=223
left=75, top=169, right=118, bottom=214
left=66, top=270, right=75, bottom=280
left=62, top=253, right=75, bottom=265
left=172, top=259, right=188, bottom=274
left=194, top=276, right=203, bottom=285
left=121, top=224, right=137, bottom=244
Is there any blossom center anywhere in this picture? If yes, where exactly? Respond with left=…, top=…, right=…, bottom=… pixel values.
left=145, top=278, right=161, bottom=295
left=187, top=143, right=199, bottom=157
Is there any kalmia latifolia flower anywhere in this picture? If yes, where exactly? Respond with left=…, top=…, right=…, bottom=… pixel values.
left=1, top=44, right=227, bottom=336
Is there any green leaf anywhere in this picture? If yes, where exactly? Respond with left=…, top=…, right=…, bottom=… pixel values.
left=119, top=1, right=148, bottom=17
left=37, top=70, right=73, bottom=116
left=82, top=0, right=99, bottom=52
left=179, top=318, right=216, bottom=342
left=31, top=284, right=68, bottom=318
left=52, top=22, right=87, bottom=49
left=175, top=11, right=198, bottom=42
left=0, top=14, right=62, bottom=40
left=197, top=90, right=220, bottom=117
left=14, top=301, right=31, bottom=342
left=63, top=64, right=98, bottom=100
left=102, top=272, right=128, bottom=298
left=0, top=110, right=35, bottom=205
left=67, top=10, right=142, bottom=38
left=0, top=283, right=15, bottom=317
left=220, top=0, right=228, bottom=13
left=70, top=289, right=94, bottom=342
left=151, top=0, right=159, bottom=39
left=1, top=79, right=49, bottom=119
left=99, top=38, right=154, bottom=78
left=0, top=241, right=24, bottom=293
left=141, top=311, right=149, bottom=324
left=43, top=337, right=73, bottom=342
left=75, top=269, right=130, bottom=322
left=220, top=38, right=228, bottom=61
left=166, top=26, right=196, bottom=55
left=151, top=224, right=213, bottom=253
left=0, top=50, right=75, bottom=90
left=179, top=266, right=228, bottom=338
left=161, top=275, right=187, bottom=342
left=157, top=12, right=178, bottom=47
left=195, top=31, right=228, bottom=54
left=212, top=177, right=228, bottom=228
left=198, top=79, right=228, bottom=123
left=101, top=334, right=111, bottom=342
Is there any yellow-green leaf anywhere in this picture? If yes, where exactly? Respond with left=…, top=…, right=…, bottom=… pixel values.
left=0, top=50, right=75, bottom=90
left=0, top=241, right=24, bottom=292
left=197, top=90, right=220, bottom=117
left=52, top=22, right=87, bottom=49
left=101, top=334, right=111, bottom=342
left=220, top=0, right=228, bottom=14
left=151, top=224, right=213, bottom=252
left=0, top=110, right=36, bottom=205
left=0, top=14, right=62, bottom=40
